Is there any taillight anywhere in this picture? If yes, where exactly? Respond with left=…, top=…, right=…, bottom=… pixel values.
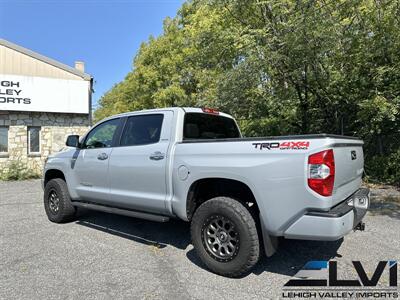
left=308, top=149, right=335, bottom=196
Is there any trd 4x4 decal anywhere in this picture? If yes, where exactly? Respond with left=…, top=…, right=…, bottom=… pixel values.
left=252, top=141, right=310, bottom=150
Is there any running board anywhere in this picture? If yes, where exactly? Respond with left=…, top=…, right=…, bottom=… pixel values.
left=72, top=201, right=170, bottom=222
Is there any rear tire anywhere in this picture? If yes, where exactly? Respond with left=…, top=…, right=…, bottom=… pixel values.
left=44, top=178, right=76, bottom=223
left=191, top=197, right=260, bottom=277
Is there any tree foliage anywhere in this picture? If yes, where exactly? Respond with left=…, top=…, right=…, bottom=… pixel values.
left=95, top=0, right=400, bottom=185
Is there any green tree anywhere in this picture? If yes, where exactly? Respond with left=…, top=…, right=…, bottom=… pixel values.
left=94, top=0, right=400, bottom=185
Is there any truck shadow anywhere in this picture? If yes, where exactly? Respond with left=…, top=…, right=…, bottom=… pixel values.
left=368, top=188, right=400, bottom=220
left=368, top=201, right=400, bottom=220
left=186, top=238, right=342, bottom=277
left=253, top=238, right=343, bottom=277
left=76, top=209, right=191, bottom=250
left=76, top=209, right=342, bottom=278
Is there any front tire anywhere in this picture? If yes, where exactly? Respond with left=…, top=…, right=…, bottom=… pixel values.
left=191, top=197, right=260, bottom=277
left=44, top=178, right=76, bottom=223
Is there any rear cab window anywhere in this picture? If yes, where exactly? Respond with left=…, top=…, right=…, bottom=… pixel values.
left=183, top=112, right=240, bottom=140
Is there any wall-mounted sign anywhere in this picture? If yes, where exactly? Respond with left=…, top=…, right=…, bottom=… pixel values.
left=0, top=74, right=90, bottom=114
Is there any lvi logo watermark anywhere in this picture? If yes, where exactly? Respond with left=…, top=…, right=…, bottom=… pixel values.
left=282, top=260, right=398, bottom=299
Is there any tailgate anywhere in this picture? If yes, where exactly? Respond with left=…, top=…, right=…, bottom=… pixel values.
left=332, top=142, right=364, bottom=205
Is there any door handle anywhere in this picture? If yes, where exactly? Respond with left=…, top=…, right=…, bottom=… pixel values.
left=97, top=153, right=108, bottom=160
left=149, top=151, right=165, bottom=161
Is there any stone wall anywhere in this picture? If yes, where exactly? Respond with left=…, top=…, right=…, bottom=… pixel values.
left=0, top=111, right=90, bottom=175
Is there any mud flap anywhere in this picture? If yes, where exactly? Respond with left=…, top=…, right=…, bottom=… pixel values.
left=260, top=216, right=279, bottom=257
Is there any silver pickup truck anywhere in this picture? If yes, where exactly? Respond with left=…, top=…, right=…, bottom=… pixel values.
left=43, top=107, right=369, bottom=277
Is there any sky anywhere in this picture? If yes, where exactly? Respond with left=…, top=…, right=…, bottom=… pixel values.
left=0, top=0, right=184, bottom=109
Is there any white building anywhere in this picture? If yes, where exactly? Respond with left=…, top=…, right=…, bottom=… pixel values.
left=0, top=39, right=92, bottom=175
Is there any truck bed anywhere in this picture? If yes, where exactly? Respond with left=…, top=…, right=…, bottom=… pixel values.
left=173, top=134, right=364, bottom=236
left=181, top=133, right=362, bottom=143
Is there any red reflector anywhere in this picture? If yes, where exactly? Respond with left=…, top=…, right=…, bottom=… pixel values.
left=308, top=149, right=335, bottom=196
left=202, top=107, right=219, bottom=114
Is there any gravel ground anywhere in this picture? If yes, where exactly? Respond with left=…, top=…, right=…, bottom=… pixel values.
left=0, top=180, right=399, bottom=300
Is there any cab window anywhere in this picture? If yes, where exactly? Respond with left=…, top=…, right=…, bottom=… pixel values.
left=183, top=113, right=240, bottom=140
left=120, top=114, right=164, bottom=146
left=83, top=118, right=120, bottom=149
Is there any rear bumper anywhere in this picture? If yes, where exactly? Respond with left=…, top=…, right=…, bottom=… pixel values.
left=283, top=188, right=370, bottom=241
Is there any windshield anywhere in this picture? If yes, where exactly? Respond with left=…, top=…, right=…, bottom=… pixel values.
left=183, top=113, right=240, bottom=140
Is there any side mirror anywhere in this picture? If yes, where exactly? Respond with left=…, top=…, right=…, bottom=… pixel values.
left=66, top=135, right=80, bottom=148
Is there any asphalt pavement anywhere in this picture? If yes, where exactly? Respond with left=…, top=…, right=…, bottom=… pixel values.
left=0, top=180, right=399, bottom=299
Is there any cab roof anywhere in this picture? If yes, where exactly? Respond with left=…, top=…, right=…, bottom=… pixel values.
left=110, top=107, right=234, bottom=120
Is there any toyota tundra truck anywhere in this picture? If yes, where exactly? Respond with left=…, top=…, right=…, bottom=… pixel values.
left=42, top=107, right=369, bottom=277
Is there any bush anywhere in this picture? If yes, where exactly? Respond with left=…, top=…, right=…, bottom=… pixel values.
left=0, top=160, right=41, bottom=181
left=365, top=150, right=400, bottom=186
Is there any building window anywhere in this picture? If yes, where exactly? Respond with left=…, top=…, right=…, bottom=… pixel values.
left=0, top=126, right=8, bottom=154
left=28, top=126, right=41, bottom=155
